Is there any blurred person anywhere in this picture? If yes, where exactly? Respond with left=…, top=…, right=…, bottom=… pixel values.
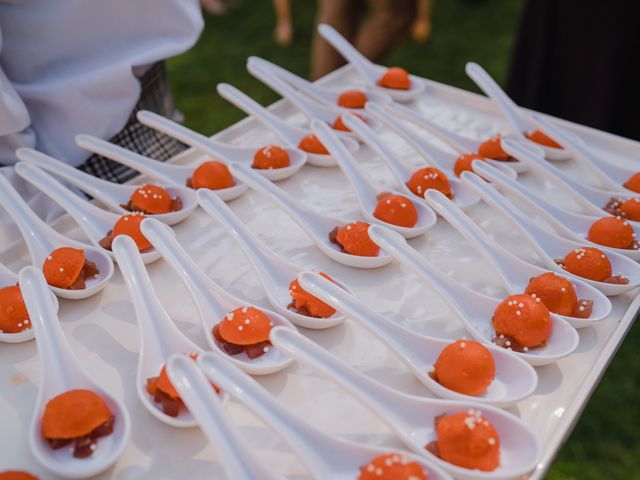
left=272, top=0, right=293, bottom=46
left=506, top=1, right=640, bottom=141
left=201, top=0, right=234, bottom=15
left=411, top=0, right=434, bottom=43
left=310, top=0, right=418, bottom=80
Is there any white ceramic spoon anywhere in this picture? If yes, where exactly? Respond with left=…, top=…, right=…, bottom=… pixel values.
left=425, top=189, right=612, bottom=328
left=368, top=225, right=579, bottom=366
left=217, top=83, right=360, bottom=167
left=247, top=61, right=383, bottom=139
left=474, top=147, right=640, bottom=261
left=196, top=351, right=453, bottom=480
left=0, top=172, right=114, bottom=300
left=19, top=266, right=130, bottom=478
left=465, top=62, right=571, bottom=161
left=230, top=162, right=393, bottom=269
left=197, top=189, right=348, bottom=330
left=113, top=235, right=219, bottom=427
left=312, top=119, right=437, bottom=238
left=383, top=101, right=528, bottom=175
left=461, top=169, right=640, bottom=296
left=342, top=110, right=479, bottom=210
left=318, top=23, right=427, bottom=103
left=140, top=218, right=295, bottom=375
left=296, top=271, right=537, bottom=407
left=270, top=326, right=540, bottom=480
left=136, top=110, right=306, bottom=182
left=15, top=162, right=161, bottom=264
left=247, top=56, right=392, bottom=108
left=167, top=355, right=286, bottom=480
left=75, top=134, right=247, bottom=201
left=16, top=147, right=197, bottom=226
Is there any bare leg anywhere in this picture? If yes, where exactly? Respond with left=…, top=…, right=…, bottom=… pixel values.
left=411, top=0, right=433, bottom=42
left=273, top=0, right=293, bottom=46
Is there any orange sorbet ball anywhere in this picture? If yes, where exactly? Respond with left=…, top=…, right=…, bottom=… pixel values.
left=624, top=173, right=640, bottom=193
left=454, top=154, right=484, bottom=177
left=525, top=272, right=577, bottom=316
left=588, top=217, right=634, bottom=249
left=335, top=222, right=380, bottom=257
left=111, top=213, right=152, bottom=251
left=129, top=184, right=173, bottom=214
left=42, top=389, right=112, bottom=439
left=42, top=247, right=85, bottom=289
left=619, top=197, right=640, bottom=221
left=433, top=340, right=496, bottom=396
left=252, top=145, right=291, bottom=169
left=152, top=353, right=219, bottom=401
left=378, top=67, right=411, bottom=90
left=562, top=247, right=612, bottom=282
left=289, top=273, right=336, bottom=318
left=190, top=161, right=235, bottom=190
left=218, top=306, right=271, bottom=345
left=0, top=285, right=30, bottom=334
left=374, top=193, right=419, bottom=228
left=332, top=113, right=365, bottom=132
left=492, top=293, right=552, bottom=348
left=338, top=90, right=367, bottom=109
left=0, top=471, right=39, bottom=480
left=407, top=166, right=452, bottom=198
left=358, top=453, right=427, bottom=480
left=298, top=134, right=329, bottom=155
left=477, top=135, right=510, bottom=160
left=435, top=411, right=500, bottom=472
left=525, top=129, right=562, bottom=149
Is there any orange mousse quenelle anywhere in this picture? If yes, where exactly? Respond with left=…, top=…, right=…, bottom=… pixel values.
left=558, top=246, right=629, bottom=284
left=378, top=67, right=411, bottom=90
left=99, top=213, right=153, bottom=252
left=332, top=113, right=366, bottom=132
left=358, top=453, right=427, bottom=480
left=624, top=173, right=640, bottom=193
left=0, top=471, right=39, bottom=480
left=374, top=193, right=419, bottom=228
left=587, top=217, right=638, bottom=250
left=426, top=411, right=500, bottom=472
left=298, top=134, right=329, bottom=155
left=41, top=389, right=115, bottom=459
left=430, top=340, right=496, bottom=396
left=252, top=145, right=291, bottom=170
left=0, top=285, right=30, bottom=334
left=212, top=306, right=273, bottom=359
left=525, top=129, right=562, bottom=149
left=477, top=135, right=517, bottom=163
left=492, top=293, right=552, bottom=352
left=187, top=161, right=235, bottom=190
left=123, top=184, right=182, bottom=215
left=42, top=247, right=99, bottom=290
left=406, top=166, right=453, bottom=199
left=338, top=90, right=368, bottom=109
left=329, top=221, right=380, bottom=257
left=288, top=273, right=337, bottom=318
left=525, top=272, right=592, bottom=319
left=453, top=153, right=485, bottom=177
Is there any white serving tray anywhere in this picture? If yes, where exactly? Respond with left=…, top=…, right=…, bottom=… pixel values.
left=1, top=65, right=639, bottom=479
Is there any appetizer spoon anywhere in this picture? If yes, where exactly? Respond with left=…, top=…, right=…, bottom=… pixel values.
left=461, top=169, right=640, bottom=296
left=342, top=110, right=479, bottom=209
left=368, top=225, right=579, bottom=365
left=196, top=351, right=453, bottom=480
left=217, top=83, right=359, bottom=167
left=295, top=271, right=537, bottom=407
left=425, top=189, right=612, bottom=328
left=16, top=147, right=197, bottom=226
left=465, top=62, right=571, bottom=161
left=312, top=119, right=437, bottom=238
left=19, top=266, right=130, bottom=478
left=474, top=149, right=640, bottom=262
left=167, top=355, right=286, bottom=480
left=75, top=134, right=247, bottom=201
left=382, top=101, right=524, bottom=177
left=0, top=172, right=114, bottom=299
left=136, top=110, right=306, bottom=182
left=247, top=56, right=392, bottom=108
left=140, top=218, right=295, bottom=375
left=318, top=23, right=427, bottom=102
left=198, top=189, right=348, bottom=329
left=230, top=162, right=393, bottom=269
left=270, top=326, right=540, bottom=480
left=15, top=162, right=161, bottom=264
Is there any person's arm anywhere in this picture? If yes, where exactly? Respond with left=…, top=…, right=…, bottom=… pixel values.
left=412, top=0, right=433, bottom=43
left=272, top=0, right=293, bottom=46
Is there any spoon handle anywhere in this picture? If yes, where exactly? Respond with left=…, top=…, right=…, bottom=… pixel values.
left=465, top=62, right=529, bottom=134
left=75, top=134, right=177, bottom=185
left=248, top=57, right=323, bottom=104
left=317, top=24, right=377, bottom=85
left=196, top=352, right=342, bottom=479
left=342, top=113, right=403, bottom=173
left=168, top=356, right=283, bottom=480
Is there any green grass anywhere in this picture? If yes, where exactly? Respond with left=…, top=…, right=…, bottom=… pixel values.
left=167, top=1, right=640, bottom=477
